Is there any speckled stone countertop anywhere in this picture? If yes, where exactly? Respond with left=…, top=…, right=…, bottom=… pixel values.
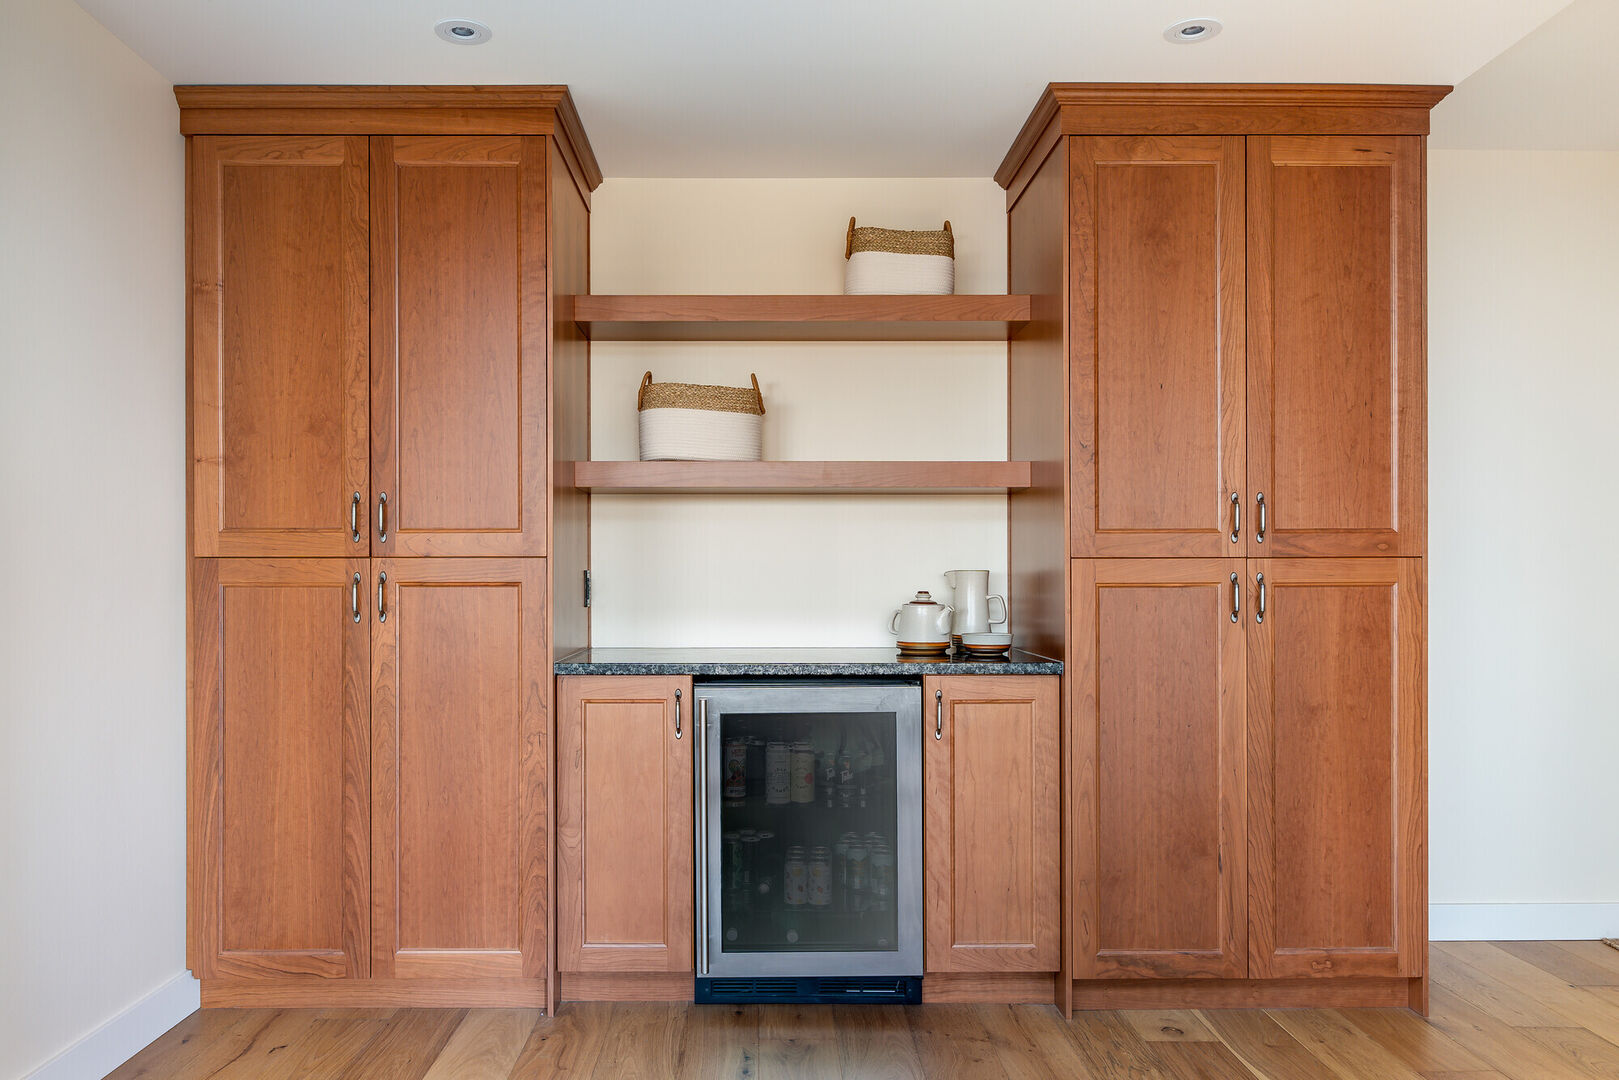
left=553, top=647, right=1062, bottom=677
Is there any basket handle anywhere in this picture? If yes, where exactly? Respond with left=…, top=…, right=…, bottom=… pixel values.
left=845, top=216, right=856, bottom=260
left=751, top=373, right=764, bottom=415
left=943, top=220, right=952, bottom=236
left=638, top=370, right=653, bottom=410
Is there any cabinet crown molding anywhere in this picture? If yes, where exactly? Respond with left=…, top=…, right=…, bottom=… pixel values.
left=995, top=82, right=1452, bottom=188
left=174, top=84, right=602, bottom=191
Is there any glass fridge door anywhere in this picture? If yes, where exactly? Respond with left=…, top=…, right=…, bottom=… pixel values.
left=696, top=682, right=923, bottom=978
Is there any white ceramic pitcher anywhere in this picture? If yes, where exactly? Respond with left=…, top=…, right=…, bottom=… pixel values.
left=944, top=570, right=1007, bottom=642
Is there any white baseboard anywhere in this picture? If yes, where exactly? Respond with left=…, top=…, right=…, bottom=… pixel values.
left=1431, top=903, right=1619, bottom=941
left=25, top=972, right=200, bottom=1080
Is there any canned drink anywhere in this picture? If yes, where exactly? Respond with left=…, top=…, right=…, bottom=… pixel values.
left=808, top=846, right=833, bottom=907
left=784, top=845, right=808, bottom=907
left=789, top=740, right=816, bottom=803
left=838, top=752, right=855, bottom=808
left=723, top=739, right=748, bottom=802
left=753, top=831, right=777, bottom=898
left=765, top=741, right=791, bottom=805
left=821, top=753, right=838, bottom=808
left=847, top=842, right=870, bottom=912
left=737, top=829, right=760, bottom=891
left=834, top=832, right=858, bottom=887
left=745, top=737, right=766, bottom=797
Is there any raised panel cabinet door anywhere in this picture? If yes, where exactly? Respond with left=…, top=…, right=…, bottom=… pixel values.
left=370, top=558, right=548, bottom=980
left=189, top=558, right=369, bottom=979
left=1070, top=559, right=1247, bottom=978
left=191, top=136, right=370, bottom=556
left=1069, top=136, right=1246, bottom=557
left=923, top=675, right=1060, bottom=972
left=1247, top=136, right=1426, bottom=556
left=1248, top=558, right=1425, bottom=979
left=371, top=136, right=549, bottom=557
left=556, top=676, right=695, bottom=973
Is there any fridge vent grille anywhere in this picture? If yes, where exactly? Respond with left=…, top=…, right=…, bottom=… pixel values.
left=707, top=978, right=798, bottom=998
left=697, top=976, right=922, bottom=1004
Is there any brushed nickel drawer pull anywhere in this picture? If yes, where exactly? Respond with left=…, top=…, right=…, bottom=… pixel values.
left=351, top=492, right=362, bottom=544
left=1256, top=573, right=1267, bottom=624
left=935, top=689, right=944, bottom=740
left=1230, top=573, right=1240, bottom=623
left=674, top=688, right=683, bottom=739
left=377, top=492, right=389, bottom=544
left=351, top=572, right=361, bottom=623
left=1255, top=491, right=1266, bottom=544
left=377, top=571, right=388, bottom=623
left=1230, top=491, right=1240, bottom=544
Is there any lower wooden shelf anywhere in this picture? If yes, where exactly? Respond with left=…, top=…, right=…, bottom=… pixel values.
left=569, top=460, right=1033, bottom=494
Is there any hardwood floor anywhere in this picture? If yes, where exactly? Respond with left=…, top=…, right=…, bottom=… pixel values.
left=110, top=942, right=1619, bottom=1079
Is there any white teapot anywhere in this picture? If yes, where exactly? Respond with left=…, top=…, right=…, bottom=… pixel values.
left=889, top=591, right=954, bottom=651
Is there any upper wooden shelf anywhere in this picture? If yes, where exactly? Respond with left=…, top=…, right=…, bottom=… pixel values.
left=570, top=460, right=1032, bottom=494
left=567, top=294, right=1032, bottom=341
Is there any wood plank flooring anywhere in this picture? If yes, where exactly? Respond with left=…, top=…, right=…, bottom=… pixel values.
left=109, top=942, right=1619, bottom=1079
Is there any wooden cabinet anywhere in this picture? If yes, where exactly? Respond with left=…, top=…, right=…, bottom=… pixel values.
left=1069, top=560, right=1246, bottom=978
left=1248, top=558, right=1425, bottom=979
left=556, top=676, right=694, bottom=973
left=189, top=559, right=370, bottom=978
left=1246, top=137, right=1426, bottom=557
left=190, top=136, right=370, bottom=557
left=370, top=136, right=550, bottom=556
left=369, top=559, right=549, bottom=979
left=923, top=676, right=1060, bottom=973
left=1069, top=136, right=1247, bottom=557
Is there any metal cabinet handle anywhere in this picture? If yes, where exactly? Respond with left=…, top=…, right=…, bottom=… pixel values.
left=1230, top=572, right=1240, bottom=623
left=935, top=688, right=944, bottom=741
left=377, top=571, right=388, bottom=623
left=1255, top=492, right=1266, bottom=544
left=351, top=572, right=362, bottom=623
left=377, top=492, right=389, bottom=544
left=1256, top=573, right=1267, bottom=624
left=351, top=492, right=363, bottom=544
left=695, top=698, right=709, bottom=976
left=1229, top=491, right=1240, bottom=544
left=674, top=688, right=683, bottom=739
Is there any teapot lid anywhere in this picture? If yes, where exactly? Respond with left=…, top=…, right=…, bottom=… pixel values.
left=907, top=591, right=941, bottom=606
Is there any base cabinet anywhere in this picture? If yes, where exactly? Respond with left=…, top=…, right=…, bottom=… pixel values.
left=923, top=676, right=1060, bottom=974
left=556, top=676, right=694, bottom=976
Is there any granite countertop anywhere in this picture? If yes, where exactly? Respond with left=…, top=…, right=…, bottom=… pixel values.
left=554, top=647, right=1062, bottom=677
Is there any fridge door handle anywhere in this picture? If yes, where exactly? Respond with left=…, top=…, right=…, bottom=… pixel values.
left=695, top=697, right=709, bottom=976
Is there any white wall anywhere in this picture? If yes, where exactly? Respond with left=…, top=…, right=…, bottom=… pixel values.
left=589, top=180, right=1010, bottom=647
left=0, top=0, right=190, bottom=1076
left=1428, top=149, right=1619, bottom=938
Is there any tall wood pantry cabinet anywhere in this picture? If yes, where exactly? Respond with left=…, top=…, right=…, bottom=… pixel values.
left=1000, top=84, right=1445, bottom=1013
left=183, top=87, right=598, bottom=1010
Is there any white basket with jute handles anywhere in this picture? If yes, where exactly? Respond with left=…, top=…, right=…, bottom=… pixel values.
left=843, top=216, right=955, bottom=295
left=636, top=371, right=765, bottom=461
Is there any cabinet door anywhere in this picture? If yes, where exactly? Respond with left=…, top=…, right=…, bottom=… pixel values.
left=556, top=676, right=694, bottom=973
left=1070, top=560, right=1246, bottom=978
left=189, top=558, right=369, bottom=978
left=923, top=676, right=1060, bottom=972
left=1248, top=558, right=1425, bottom=978
left=371, top=136, right=549, bottom=557
left=1247, top=137, right=1425, bottom=556
left=1070, top=136, right=1246, bottom=556
left=370, top=558, right=548, bottom=979
left=191, top=136, right=370, bottom=556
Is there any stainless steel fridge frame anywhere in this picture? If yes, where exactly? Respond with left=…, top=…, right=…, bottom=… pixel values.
left=693, top=681, right=924, bottom=979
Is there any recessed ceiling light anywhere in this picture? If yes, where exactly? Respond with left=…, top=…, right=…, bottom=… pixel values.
left=1164, top=18, right=1222, bottom=43
left=435, top=18, right=492, bottom=45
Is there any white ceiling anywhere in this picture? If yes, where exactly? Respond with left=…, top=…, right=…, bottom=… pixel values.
left=77, top=0, right=1575, bottom=176
left=1431, top=0, right=1619, bottom=149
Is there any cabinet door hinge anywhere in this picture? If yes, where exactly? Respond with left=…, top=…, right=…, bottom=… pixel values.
left=583, top=569, right=592, bottom=608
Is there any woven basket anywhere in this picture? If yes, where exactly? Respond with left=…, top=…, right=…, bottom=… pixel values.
left=637, top=371, right=765, bottom=461
left=843, top=217, right=955, bottom=295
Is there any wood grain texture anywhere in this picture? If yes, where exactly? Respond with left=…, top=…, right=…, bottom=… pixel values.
left=570, top=294, right=1032, bottom=341
left=1070, top=559, right=1246, bottom=979
left=920, top=973, right=1059, bottom=1004
left=923, top=676, right=1060, bottom=974
left=120, top=943, right=1619, bottom=1079
left=555, top=676, right=694, bottom=974
left=996, top=84, right=1452, bottom=184
left=1247, top=558, right=1425, bottom=980
left=190, top=558, right=370, bottom=980
left=555, top=973, right=695, bottom=1002
left=370, top=136, right=549, bottom=556
left=1246, top=136, right=1425, bottom=557
left=191, top=136, right=369, bottom=557
left=548, top=136, right=592, bottom=663
left=370, top=558, right=548, bottom=981
left=570, top=460, right=1032, bottom=494
left=201, top=979, right=545, bottom=1009
left=1069, top=137, right=1245, bottom=557
left=1072, top=976, right=1414, bottom=1010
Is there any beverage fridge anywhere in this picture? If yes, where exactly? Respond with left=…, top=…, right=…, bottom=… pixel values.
left=693, top=681, right=924, bottom=1003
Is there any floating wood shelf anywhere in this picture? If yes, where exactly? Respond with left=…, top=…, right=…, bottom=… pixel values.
left=570, top=460, right=1033, bottom=494
left=567, top=294, right=1032, bottom=341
